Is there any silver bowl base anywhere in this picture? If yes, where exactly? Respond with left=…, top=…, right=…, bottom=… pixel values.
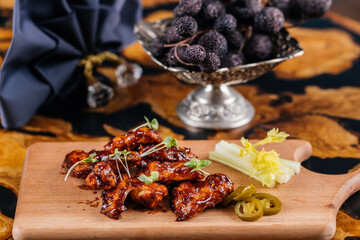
left=176, top=84, right=255, bottom=129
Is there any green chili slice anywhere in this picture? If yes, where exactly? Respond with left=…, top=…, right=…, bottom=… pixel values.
left=221, top=184, right=256, bottom=206
left=235, top=197, right=263, bottom=221
left=232, top=184, right=256, bottom=201
left=254, top=193, right=282, bottom=216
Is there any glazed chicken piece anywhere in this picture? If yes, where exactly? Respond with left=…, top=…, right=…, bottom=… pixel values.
left=88, top=149, right=109, bottom=160
left=101, top=175, right=134, bottom=219
left=140, top=146, right=197, bottom=161
left=171, top=173, right=234, bottom=221
left=138, top=146, right=198, bottom=167
left=60, top=150, right=94, bottom=178
left=106, top=151, right=142, bottom=174
left=130, top=179, right=168, bottom=209
left=104, top=127, right=162, bottom=152
left=101, top=176, right=168, bottom=219
left=86, top=161, right=117, bottom=190
left=137, top=161, right=205, bottom=185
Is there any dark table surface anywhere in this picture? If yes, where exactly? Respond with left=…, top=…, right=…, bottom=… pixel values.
left=0, top=0, right=360, bottom=239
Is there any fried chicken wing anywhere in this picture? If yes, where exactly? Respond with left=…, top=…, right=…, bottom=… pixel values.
left=86, top=161, right=117, bottom=190
left=88, top=150, right=111, bottom=161
left=62, top=122, right=235, bottom=222
left=106, top=151, right=142, bottom=174
left=139, top=146, right=198, bottom=167
left=137, top=161, right=205, bottom=185
left=130, top=179, right=168, bottom=209
left=60, top=150, right=94, bottom=178
left=101, top=175, right=134, bottom=219
left=104, top=127, right=162, bottom=152
left=171, top=173, right=234, bottom=221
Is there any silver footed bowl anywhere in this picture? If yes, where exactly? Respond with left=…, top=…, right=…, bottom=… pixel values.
left=135, top=19, right=304, bottom=129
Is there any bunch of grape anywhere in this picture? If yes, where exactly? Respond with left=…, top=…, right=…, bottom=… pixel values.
left=150, top=0, right=332, bottom=73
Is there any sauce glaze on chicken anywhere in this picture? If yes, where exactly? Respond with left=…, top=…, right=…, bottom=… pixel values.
left=61, top=125, right=233, bottom=220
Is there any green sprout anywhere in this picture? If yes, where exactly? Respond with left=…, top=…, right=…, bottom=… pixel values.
left=140, top=136, right=178, bottom=157
left=137, top=171, right=159, bottom=185
left=64, top=153, right=97, bottom=181
left=184, top=158, right=212, bottom=175
left=132, top=116, right=159, bottom=132
left=109, top=148, right=132, bottom=179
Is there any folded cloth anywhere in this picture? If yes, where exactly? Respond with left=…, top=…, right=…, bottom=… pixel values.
left=0, top=0, right=141, bottom=128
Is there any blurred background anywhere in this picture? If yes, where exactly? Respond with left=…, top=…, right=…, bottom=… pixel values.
left=331, top=0, right=360, bottom=21
left=0, top=0, right=360, bottom=66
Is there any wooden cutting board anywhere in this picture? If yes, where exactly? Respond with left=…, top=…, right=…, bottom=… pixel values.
left=13, top=140, right=360, bottom=240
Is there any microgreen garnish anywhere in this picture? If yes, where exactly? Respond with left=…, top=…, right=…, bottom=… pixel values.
left=132, top=116, right=159, bottom=132
left=184, top=158, right=212, bottom=175
left=64, top=153, right=97, bottom=181
left=137, top=171, right=159, bottom=185
left=163, top=136, right=178, bottom=148
left=140, top=136, right=178, bottom=157
left=109, top=148, right=132, bottom=179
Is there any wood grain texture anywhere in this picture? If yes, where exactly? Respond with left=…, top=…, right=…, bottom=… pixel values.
left=273, top=27, right=360, bottom=80
left=12, top=140, right=360, bottom=240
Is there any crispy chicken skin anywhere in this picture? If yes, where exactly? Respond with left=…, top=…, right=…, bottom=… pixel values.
left=171, top=173, right=234, bottom=221
left=130, top=179, right=168, bottom=209
left=139, top=146, right=198, bottom=167
left=104, top=127, right=162, bottom=152
left=60, top=150, right=94, bottom=178
left=101, top=175, right=134, bottom=219
left=137, top=161, right=205, bottom=185
left=85, top=161, right=117, bottom=190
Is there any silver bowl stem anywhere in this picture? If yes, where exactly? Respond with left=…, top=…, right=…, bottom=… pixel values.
left=177, top=84, right=254, bottom=129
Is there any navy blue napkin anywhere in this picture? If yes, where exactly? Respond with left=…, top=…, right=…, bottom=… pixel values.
left=0, top=0, right=142, bottom=128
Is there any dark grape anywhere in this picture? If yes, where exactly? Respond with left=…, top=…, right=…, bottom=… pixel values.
left=174, top=0, right=202, bottom=17
left=156, top=0, right=331, bottom=73
left=202, top=0, right=214, bottom=5
left=199, top=52, right=221, bottom=73
left=183, top=45, right=207, bottom=64
left=174, top=16, right=198, bottom=38
left=198, top=31, right=228, bottom=57
left=215, top=14, right=237, bottom=34
left=163, top=26, right=184, bottom=43
left=166, top=46, right=187, bottom=66
left=150, top=37, right=165, bottom=58
left=231, top=0, right=262, bottom=25
left=221, top=51, right=245, bottom=68
left=271, top=0, right=291, bottom=17
left=173, top=5, right=185, bottom=18
left=224, top=30, right=244, bottom=50
left=289, top=0, right=332, bottom=20
left=254, top=7, right=285, bottom=34
left=243, top=33, right=273, bottom=62
left=203, top=0, right=226, bottom=19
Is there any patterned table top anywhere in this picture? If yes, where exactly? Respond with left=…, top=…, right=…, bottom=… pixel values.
left=0, top=1, right=359, bottom=239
